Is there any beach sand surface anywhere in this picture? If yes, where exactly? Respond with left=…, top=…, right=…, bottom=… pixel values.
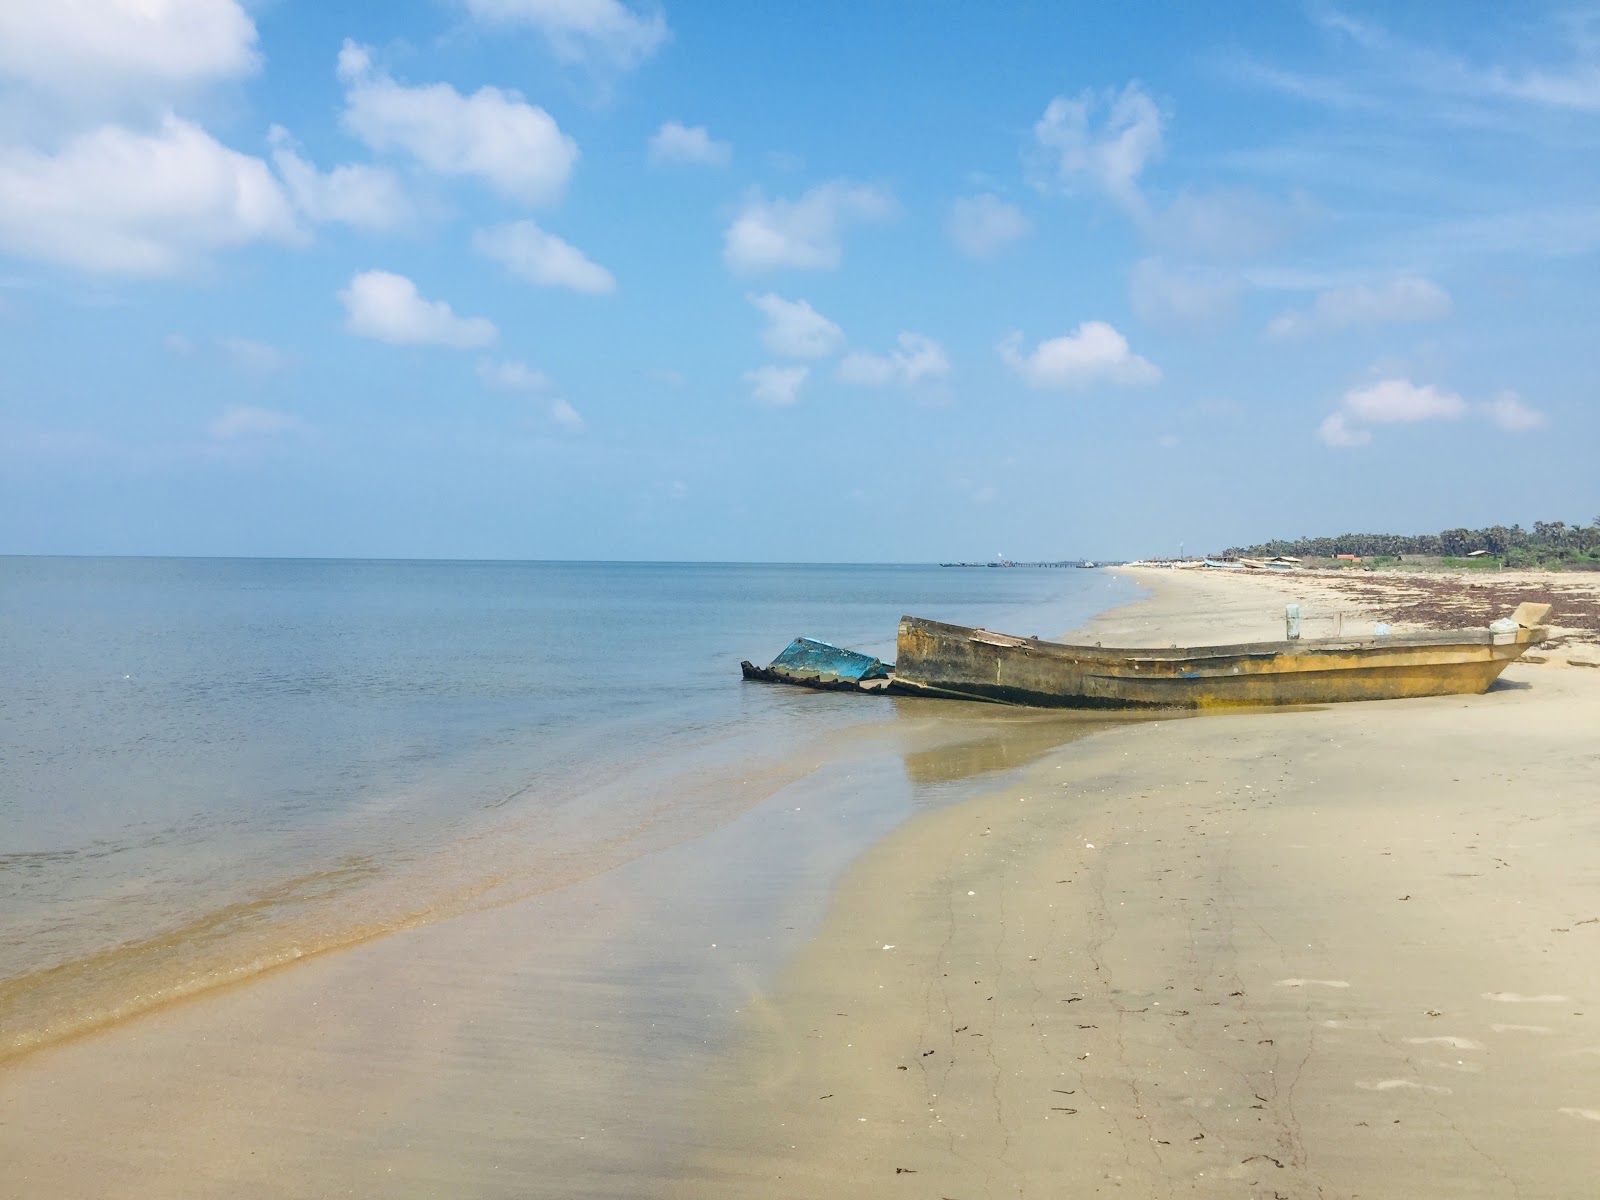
left=669, top=568, right=1600, bottom=1198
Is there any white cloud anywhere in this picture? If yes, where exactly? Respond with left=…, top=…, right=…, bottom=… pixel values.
left=210, top=404, right=305, bottom=440
left=478, top=359, right=552, bottom=392
left=1130, top=257, right=1239, bottom=331
left=1343, top=378, right=1465, bottom=423
left=648, top=121, right=730, bottom=166
left=473, top=220, right=616, bottom=294
left=460, top=0, right=668, bottom=70
left=164, top=332, right=196, bottom=356
left=723, top=181, right=895, bottom=274
left=1316, top=412, right=1372, bottom=448
left=746, top=293, right=843, bottom=358
left=838, top=333, right=951, bottom=387
left=338, top=41, right=577, bottom=204
left=743, top=364, right=808, bottom=406
left=1032, top=83, right=1163, bottom=213
left=549, top=397, right=586, bottom=431
left=946, top=194, right=1031, bottom=259
left=0, top=0, right=258, bottom=99
left=267, top=126, right=411, bottom=232
left=216, top=335, right=287, bottom=372
left=1320, top=377, right=1544, bottom=446
left=1317, top=377, right=1464, bottom=448
left=1482, top=390, right=1547, bottom=431
left=339, top=270, right=497, bottom=348
left=1268, top=276, right=1453, bottom=339
left=0, top=114, right=298, bottom=275
left=998, top=322, right=1161, bottom=390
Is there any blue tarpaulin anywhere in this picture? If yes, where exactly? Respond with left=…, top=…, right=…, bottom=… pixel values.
left=765, top=637, right=890, bottom=684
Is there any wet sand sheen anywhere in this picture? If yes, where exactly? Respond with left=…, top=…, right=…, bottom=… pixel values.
left=0, top=698, right=1131, bottom=1199
left=2, top=559, right=1140, bottom=1073
left=668, top=569, right=1600, bottom=1198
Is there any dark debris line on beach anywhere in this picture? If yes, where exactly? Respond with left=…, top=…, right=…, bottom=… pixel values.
left=1268, top=574, right=1600, bottom=649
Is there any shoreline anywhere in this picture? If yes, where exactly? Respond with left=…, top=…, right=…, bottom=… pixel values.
left=0, top=577, right=1140, bottom=1199
left=4, top=567, right=1597, bottom=1197
left=668, top=566, right=1600, bottom=1197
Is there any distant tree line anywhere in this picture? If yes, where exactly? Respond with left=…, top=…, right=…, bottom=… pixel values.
left=1221, top=518, right=1600, bottom=566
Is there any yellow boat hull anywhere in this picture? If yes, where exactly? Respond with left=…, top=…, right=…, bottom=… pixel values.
left=893, top=616, right=1545, bottom=710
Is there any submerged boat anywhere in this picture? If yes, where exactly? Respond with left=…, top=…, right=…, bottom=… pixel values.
left=891, top=605, right=1551, bottom=709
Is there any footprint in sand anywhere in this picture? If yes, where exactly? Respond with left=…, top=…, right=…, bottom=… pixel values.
left=1482, top=992, right=1570, bottom=1003
left=1357, top=1080, right=1452, bottom=1095
left=1404, top=1036, right=1483, bottom=1050
left=1276, top=979, right=1350, bottom=989
left=1558, top=1108, right=1600, bottom=1121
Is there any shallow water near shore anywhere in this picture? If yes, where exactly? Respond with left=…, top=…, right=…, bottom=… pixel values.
left=0, top=557, right=1139, bottom=1063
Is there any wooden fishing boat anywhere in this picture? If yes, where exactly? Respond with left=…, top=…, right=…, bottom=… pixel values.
left=891, top=605, right=1550, bottom=709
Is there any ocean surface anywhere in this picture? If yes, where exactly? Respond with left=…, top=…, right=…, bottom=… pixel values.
left=0, top=557, right=1139, bottom=1061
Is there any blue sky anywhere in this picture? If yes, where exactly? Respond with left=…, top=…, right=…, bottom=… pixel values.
left=1, top=0, right=1595, bottom=561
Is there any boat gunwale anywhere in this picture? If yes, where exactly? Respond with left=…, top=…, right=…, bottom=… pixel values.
left=898, top=615, right=1545, bottom=664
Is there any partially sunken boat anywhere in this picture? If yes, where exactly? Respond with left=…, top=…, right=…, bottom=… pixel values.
left=891, top=605, right=1550, bottom=709
left=740, top=637, right=893, bottom=693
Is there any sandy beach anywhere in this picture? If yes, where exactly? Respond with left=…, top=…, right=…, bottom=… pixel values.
left=670, top=567, right=1600, bottom=1198
left=4, top=565, right=1598, bottom=1198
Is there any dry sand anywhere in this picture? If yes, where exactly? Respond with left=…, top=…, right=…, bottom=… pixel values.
left=669, top=568, right=1600, bottom=1198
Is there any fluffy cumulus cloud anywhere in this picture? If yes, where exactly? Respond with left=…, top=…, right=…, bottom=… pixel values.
left=460, top=0, right=668, bottom=70
left=478, top=359, right=552, bottom=392
left=209, top=404, right=305, bottom=440
left=1318, top=378, right=1547, bottom=447
left=998, top=322, right=1161, bottom=390
left=0, top=114, right=299, bottom=275
left=838, top=333, right=951, bottom=387
left=1032, top=83, right=1163, bottom=213
left=0, top=0, right=259, bottom=100
left=1343, top=378, right=1465, bottom=423
left=1269, top=276, right=1452, bottom=339
left=648, top=121, right=730, bottom=166
left=946, top=194, right=1031, bottom=259
left=723, top=181, right=895, bottom=274
left=473, top=220, right=616, bottom=294
left=338, top=41, right=577, bottom=205
left=267, top=127, right=411, bottom=232
left=743, top=364, right=808, bottom=406
left=1130, top=257, right=1240, bottom=331
left=1317, top=377, right=1463, bottom=447
left=339, top=270, right=497, bottom=348
left=746, top=293, right=843, bottom=358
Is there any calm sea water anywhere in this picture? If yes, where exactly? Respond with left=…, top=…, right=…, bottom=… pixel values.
left=0, top=558, right=1138, bottom=1058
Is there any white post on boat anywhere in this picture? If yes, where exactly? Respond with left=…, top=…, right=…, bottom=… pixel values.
left=1285, top=603, right=1302, bottom=640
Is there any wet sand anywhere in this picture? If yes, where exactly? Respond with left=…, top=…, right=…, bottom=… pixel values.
left=670, top=568, right=1600, bottom=1197
left=0, top=697, right=1130, bottom=1199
